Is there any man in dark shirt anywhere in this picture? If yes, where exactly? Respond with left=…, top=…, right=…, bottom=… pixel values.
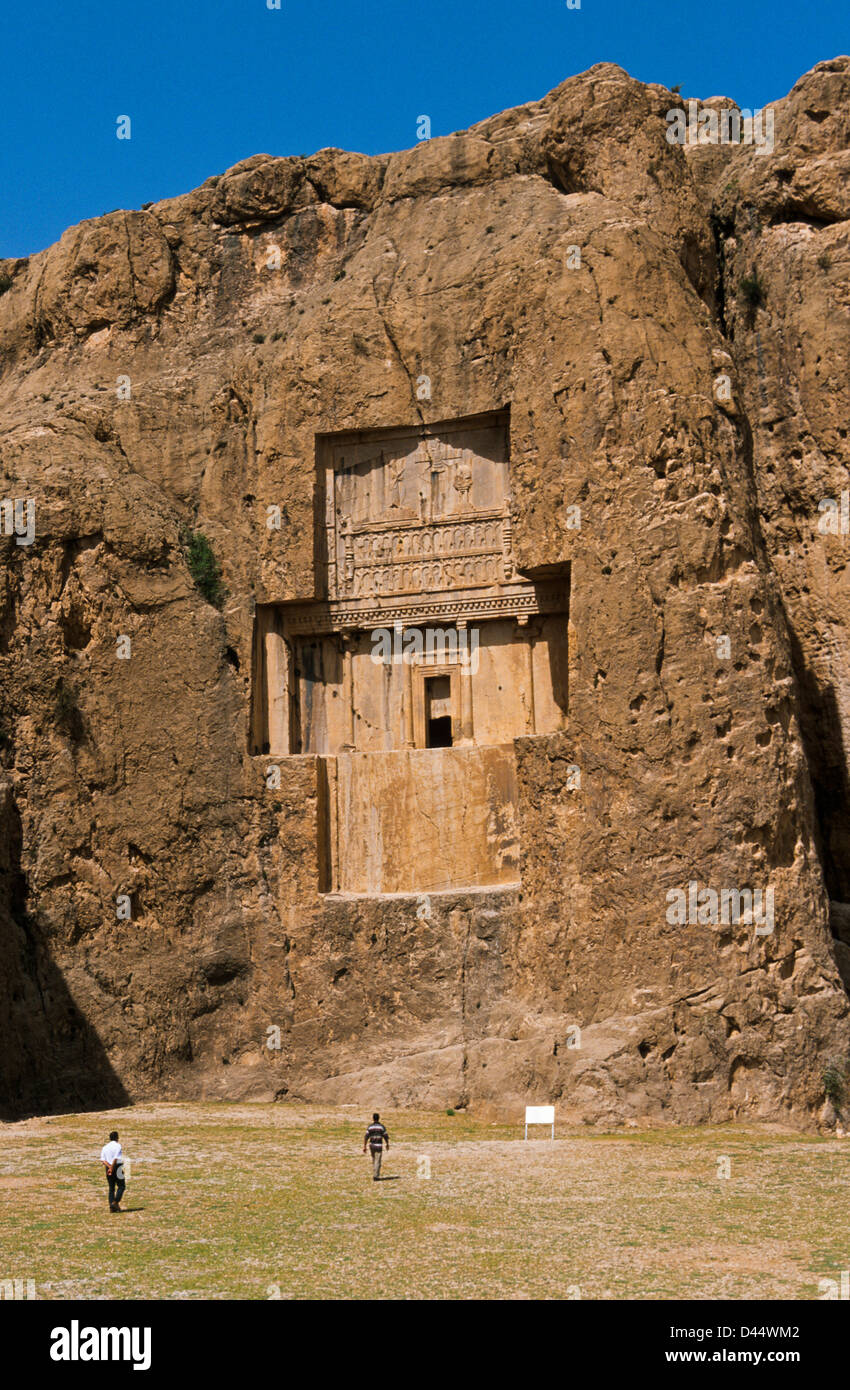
left=362, top=1112, right=390, bottom=1181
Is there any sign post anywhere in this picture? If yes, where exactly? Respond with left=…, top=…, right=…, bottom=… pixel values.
left=524, top=1105, right=555, bottom=1140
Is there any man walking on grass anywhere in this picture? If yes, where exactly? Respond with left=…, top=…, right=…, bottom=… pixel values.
left=100, top=1130, right=126, bottom=1212
left=363, top=1112, right=390, bottom=1181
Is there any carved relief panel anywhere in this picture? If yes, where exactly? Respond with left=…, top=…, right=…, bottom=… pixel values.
left=322, top=413, right=514, bottom=606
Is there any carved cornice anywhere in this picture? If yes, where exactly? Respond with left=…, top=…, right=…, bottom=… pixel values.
left=280, top=583, right=569, bottom=635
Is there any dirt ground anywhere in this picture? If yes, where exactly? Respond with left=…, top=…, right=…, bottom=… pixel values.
left=0, top=1103, right=847, bottom=1299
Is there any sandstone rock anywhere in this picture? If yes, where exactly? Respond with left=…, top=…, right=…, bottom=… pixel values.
left=1, top=58, right=850, bottom=1127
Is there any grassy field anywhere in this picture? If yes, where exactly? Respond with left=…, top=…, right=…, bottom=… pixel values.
left=0, top=1103, right=848, bottom=1300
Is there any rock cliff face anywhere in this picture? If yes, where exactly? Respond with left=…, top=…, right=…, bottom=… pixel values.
left=1, top=58, right=849, bottom=1126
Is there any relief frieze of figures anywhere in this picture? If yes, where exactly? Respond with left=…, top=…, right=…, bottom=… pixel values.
left=347, top=552, right=505, bottom=599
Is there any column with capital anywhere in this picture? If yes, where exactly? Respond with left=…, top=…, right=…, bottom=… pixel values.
left=516, top=616, right=537, bottom=736
left=458, top=620, right=474, bottom=745
left=399, top=623, right=416, bottom=749
left=341, top=632, right=356, bottom=750
left=265, top=626, right=291, bottom=755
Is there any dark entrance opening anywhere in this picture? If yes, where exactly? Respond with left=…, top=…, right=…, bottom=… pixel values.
left=427, top=716, right=453, bottom=747
left=425, top=675, right=453, bottom=748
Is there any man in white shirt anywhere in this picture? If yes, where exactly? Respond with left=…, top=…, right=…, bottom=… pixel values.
left=100, top=1130, right=125, bottom=1212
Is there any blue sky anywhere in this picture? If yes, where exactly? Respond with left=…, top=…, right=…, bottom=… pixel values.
left=1, top=0, right=847, bottom=258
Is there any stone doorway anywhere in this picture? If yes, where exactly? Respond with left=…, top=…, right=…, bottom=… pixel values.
left=424, top=674, right=453, bottom=747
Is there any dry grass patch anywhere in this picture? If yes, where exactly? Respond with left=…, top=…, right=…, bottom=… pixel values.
left=0, top=1104, right=847, bottom=1299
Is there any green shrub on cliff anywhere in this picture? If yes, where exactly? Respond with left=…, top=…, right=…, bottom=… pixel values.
left=823, top=1059, right=846, bottom=1106
left=181, top=526, right=225, bottom=609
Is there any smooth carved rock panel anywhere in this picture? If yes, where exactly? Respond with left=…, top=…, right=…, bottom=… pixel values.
left=327, top=746, right=520, bottom=894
